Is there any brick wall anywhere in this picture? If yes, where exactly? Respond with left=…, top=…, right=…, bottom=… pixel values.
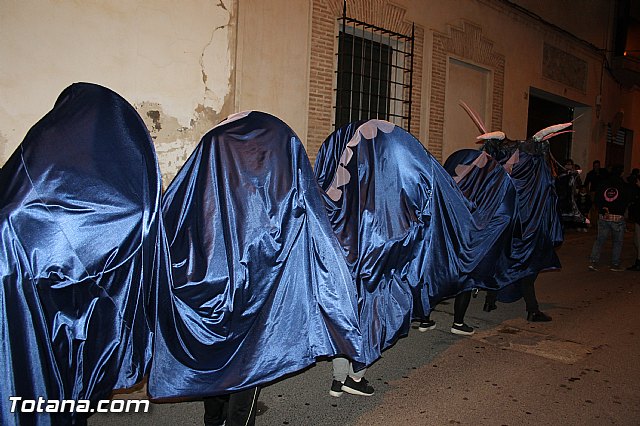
left=307, top=0, right=424, bottom=163
left=430, top=21, right=505, bottom=161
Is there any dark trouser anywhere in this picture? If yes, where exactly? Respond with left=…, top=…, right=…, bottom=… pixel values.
left=203, top=387, right=261, bottom=426
left=520, top=273, right=540, bottom=313
left=484, top=273, right=540, bottom=313
left=453, top=291, right=472, bottom=324
left=485, top=290, right=497, bottom=305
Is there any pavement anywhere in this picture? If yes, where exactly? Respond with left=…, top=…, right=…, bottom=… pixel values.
left=90, top=227, right=640, bottom=426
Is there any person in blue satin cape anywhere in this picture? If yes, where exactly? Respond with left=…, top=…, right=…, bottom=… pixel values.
left=203, top=387, right=261, bottom=426
left=479, top=135, right=563, bottom=321
left=434, top=149, right=520, bottom=335
left=150, top=111, right=365, bottom=407
left=315, top=120, right=518, bottom=394
left=0, top=82, right=161, bottom=425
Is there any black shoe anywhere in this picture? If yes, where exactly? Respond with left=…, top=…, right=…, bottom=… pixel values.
left=329, top=380, right=343, bottom=397
left=418, top=319, right=436, bottom=332
left=527, top=310, right=552, bottom=322
left=627, top=261, right=640, bottom=271
left=483, top=302, right=497, bottom=312
left=342, top=376, right=374, bottom=396
left=451, top=323, right=475, bottom=336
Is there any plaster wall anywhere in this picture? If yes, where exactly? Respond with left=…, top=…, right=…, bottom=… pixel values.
left=0, top=0, right=236, bottom=186
left=235, top=0, right=311, bottom=143
left=509, top=0, right=613, bottom=48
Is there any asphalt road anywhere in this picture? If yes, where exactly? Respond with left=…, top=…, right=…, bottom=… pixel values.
left=90, top=228, right=640, bottom=426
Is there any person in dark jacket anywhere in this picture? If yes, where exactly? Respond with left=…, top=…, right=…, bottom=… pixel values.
left=584, top=160, right=608, bottom=193
left=584, top=160, right=608, bottom=226
left=588, top=165, right=630, bottom=271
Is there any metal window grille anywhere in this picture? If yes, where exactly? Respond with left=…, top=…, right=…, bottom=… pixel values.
left=334, top=3, right=414, bottom=131
left=607, top=126, right=627, bottom=146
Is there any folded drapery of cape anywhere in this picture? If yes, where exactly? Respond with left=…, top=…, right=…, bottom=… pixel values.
left=443, top=149, right=527, bottom=289
left=314, top=120, right=517, bottom=359
left=149, top=111, right=364, bottom=399
left=481, top=139, right=563, bottom=302
left=0, top=83, right=160, bottom=425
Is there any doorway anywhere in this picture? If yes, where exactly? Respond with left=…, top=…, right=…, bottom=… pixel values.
left=526, top=94, right=574, bottom=164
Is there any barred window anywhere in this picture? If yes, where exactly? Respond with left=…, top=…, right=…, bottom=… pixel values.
left=334, top=7, right=414, bottom=131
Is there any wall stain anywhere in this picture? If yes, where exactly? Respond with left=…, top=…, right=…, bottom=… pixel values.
left=146, top=110, right=162, bottom=131
left=135, top=100, right=235, bottom=190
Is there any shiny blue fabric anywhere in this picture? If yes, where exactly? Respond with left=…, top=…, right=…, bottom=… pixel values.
left=149, top=111, right=363, bottom=399
left=314, top=121, right=509, bottom=358
left=0, top=83, right=160, bottom=425
left=481, top=140, right=563, bottom=302
left=443, top=149, right=521, bottom=288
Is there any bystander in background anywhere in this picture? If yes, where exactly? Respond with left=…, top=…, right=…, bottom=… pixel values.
left=589, top=165, right=630, bottom=272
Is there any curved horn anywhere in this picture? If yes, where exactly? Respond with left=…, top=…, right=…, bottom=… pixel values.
left=476, top=131, right=505, bottom=143
left=532, top=122, right=572, bottom=142
left=459, top=100, right=487, bottom=134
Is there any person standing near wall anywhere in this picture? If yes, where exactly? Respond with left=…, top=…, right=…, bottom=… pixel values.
left=588, top=165, right=630, bottom=272
left=584, top=160, right=608, bottom=193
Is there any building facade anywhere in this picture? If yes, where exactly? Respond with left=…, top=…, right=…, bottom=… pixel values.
left=1, top=0, right=637, bottom=185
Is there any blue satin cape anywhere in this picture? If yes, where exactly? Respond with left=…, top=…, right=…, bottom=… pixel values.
left=443, top=149, right=522, bottom=288
left=149, top=111, right=363, bottom=399
left=0, top=83, right=160, bottom=425
left=481, top=139, right=563, bottom=302
left=314, top=120, right=513, bottom=359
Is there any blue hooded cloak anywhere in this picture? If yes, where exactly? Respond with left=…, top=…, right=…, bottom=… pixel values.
left=0, top=83, right=160, bottom=425
left=149, top=111, right=364, bottom=399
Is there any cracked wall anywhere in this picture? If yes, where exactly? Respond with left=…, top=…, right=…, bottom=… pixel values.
left=137, top=99, right=231, bottom=187
left=0, top=0, right=237, bottom=186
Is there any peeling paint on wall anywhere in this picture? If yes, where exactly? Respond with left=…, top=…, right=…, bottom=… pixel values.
left=145, top=0, right=237, bottom=189
left=136, top=98, right=234, bottom=189
left=1, top=0, right=238, bottom=176
left=133, top=0, right=238, bottom=190
left=199, top=24, right=233, bottom=115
